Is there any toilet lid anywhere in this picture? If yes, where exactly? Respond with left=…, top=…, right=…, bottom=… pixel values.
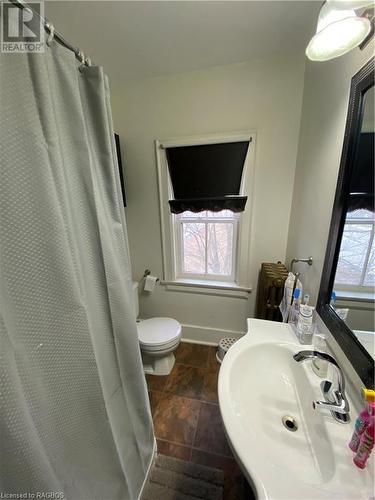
left=137, top=317, right=181, bottom=347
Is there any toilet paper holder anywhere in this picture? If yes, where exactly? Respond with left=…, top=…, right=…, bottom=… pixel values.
left=141, top=269, right=160, bottom=293
left=142, top=269, right=159, bottom=283
left=143, top=269, right=151, bottom=279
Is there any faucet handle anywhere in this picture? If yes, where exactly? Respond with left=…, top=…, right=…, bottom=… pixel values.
left=313, top=398, right=349, bottom=415
left=313, top=380, right=350, bottom=421
left=320, top=380, right=348, bottom=408
left=293, top=350, right=351, bottom=423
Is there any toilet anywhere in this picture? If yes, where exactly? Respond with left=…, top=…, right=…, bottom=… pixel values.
left=132, top=282, right=181, bottom=375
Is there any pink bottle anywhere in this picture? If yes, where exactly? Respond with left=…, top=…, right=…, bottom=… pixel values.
left=349, top=402, right=375, bottom=452
left=353, top=419, right=374, bottom=469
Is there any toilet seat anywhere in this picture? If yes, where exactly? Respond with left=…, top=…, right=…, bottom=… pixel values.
left=137, top=317, right=181, bottom=350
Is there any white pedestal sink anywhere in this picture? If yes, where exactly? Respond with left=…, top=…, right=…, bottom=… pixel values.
left=218, top=319, right=374, bottom=500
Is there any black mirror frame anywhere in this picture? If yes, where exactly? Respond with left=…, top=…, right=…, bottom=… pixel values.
left=317, top=57, right=375, bottom=389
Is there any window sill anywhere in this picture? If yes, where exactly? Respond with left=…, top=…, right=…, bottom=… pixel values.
left=160, top=278, right=252, bottom=298
left=335, top=290, right=375, bottom=303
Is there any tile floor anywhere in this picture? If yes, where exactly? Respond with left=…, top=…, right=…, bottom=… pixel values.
left=146, top=342, right=255, bottom=500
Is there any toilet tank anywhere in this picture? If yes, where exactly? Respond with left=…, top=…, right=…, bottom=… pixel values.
left=132, top=281, right=139, bottom=318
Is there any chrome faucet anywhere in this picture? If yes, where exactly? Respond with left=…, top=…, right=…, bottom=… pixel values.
left=293, top=350, right=350, bottom=423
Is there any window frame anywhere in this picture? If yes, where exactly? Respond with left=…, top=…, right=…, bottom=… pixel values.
left=175, top=211, right=240, bottom=282
left=156, top=132, right=256, bottom=292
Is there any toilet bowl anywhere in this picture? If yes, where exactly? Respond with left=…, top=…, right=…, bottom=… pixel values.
left=132, top=282, right=181, bottom=375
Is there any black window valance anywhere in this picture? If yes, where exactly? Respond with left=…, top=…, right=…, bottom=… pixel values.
left=165, top=140, right=250, bottom=214
left=348, top=132, right=374, bottom=213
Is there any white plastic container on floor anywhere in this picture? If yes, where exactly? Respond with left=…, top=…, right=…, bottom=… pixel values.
left=216, top=338, right=238, bottom=363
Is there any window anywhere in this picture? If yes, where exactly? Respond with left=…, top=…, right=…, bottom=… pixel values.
left=156, top=133, right=255, bottom=292
left=335, top=208, right=375, bottom=290
left=176, top=210, right=239, bottom=281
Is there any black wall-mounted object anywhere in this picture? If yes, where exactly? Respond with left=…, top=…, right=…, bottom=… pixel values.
left=347, top=132, right=374, bottom=212
left=166, top=140, right=251, bottom=214
left=115, top=133, right=127, bottom=207
left=317, top=58, right=374, bottom=389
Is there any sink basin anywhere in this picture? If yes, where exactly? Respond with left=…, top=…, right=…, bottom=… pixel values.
left=218, top=319, right=374, bottom=500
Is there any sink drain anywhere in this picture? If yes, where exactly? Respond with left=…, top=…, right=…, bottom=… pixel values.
left=282, top=415, right=298, bottom=432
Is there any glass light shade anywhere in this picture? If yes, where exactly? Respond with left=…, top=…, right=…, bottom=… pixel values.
left=306, top=3, right=371, bottom=61
left=327, top=0, right=374, bottom=10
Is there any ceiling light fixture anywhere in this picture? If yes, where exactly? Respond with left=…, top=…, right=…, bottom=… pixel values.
left=327, top=0, right=374, bottom=10
left=306, top=2, right=371, bottom=61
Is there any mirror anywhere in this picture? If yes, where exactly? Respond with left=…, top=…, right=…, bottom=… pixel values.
left=317, top=58, right=374, bottom=388
left=333, top=85, right=374, bottom=358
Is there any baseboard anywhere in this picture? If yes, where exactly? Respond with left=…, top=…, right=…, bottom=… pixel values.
left=137, top=438, right=157, bottom=500
left=181, top=323, right=245, bottom=345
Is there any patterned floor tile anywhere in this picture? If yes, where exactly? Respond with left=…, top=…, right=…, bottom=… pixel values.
left=156, top=439, right=192, bottom=461
left=153, top=393, right=201, bottom=446
left=146, top=373, right=168, bottom=392
left=194, top=402, right=232, bottom=457
left=148, top=390, right=163, bottom=416
left=164, top=363, right=206, bottom=399
left=201, top=366, right=219, bottom=403
left=175, top=342, right=210, bottom=367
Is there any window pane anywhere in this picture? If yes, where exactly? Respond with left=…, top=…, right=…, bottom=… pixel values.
left=335, top=224, right=372, bottom=285
left=208, top=210, right=236, bottom=218
left=180, top=210, right=237, bottom=219
left=364, top=237, right=375, bottom=287
left=347, top=209, right=373, bottom=220
left=207, top=223, right=233, bottom=275
left=180, top=211, right=207, bottom=218
left=182, top=223, right=206, bottom=273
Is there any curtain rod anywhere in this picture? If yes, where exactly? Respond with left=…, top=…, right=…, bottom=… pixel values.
left=9, top=0, right=92, bottom=65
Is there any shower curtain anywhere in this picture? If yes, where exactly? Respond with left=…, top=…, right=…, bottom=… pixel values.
left=0, top=40, right=154, bottom=499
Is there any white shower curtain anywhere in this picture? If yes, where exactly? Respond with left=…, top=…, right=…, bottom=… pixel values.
left=0, top=39, right=154, bottom=499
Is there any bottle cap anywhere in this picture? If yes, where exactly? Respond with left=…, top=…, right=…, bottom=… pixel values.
left=299, top=304, right=313, bottom=317
left=362, top=387, right=375, bottom=403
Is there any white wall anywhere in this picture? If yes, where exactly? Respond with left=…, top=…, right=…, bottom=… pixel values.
left=111, top=55, right=305, bottom=340
left=286, top=42, right=374, bottom=304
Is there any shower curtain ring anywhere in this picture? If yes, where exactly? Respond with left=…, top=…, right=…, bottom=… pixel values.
left=76, top=50, right=85, bottom=63
left=46, top=23, right=55, bottom=47
left=77, top=50, right=86, bottom=72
